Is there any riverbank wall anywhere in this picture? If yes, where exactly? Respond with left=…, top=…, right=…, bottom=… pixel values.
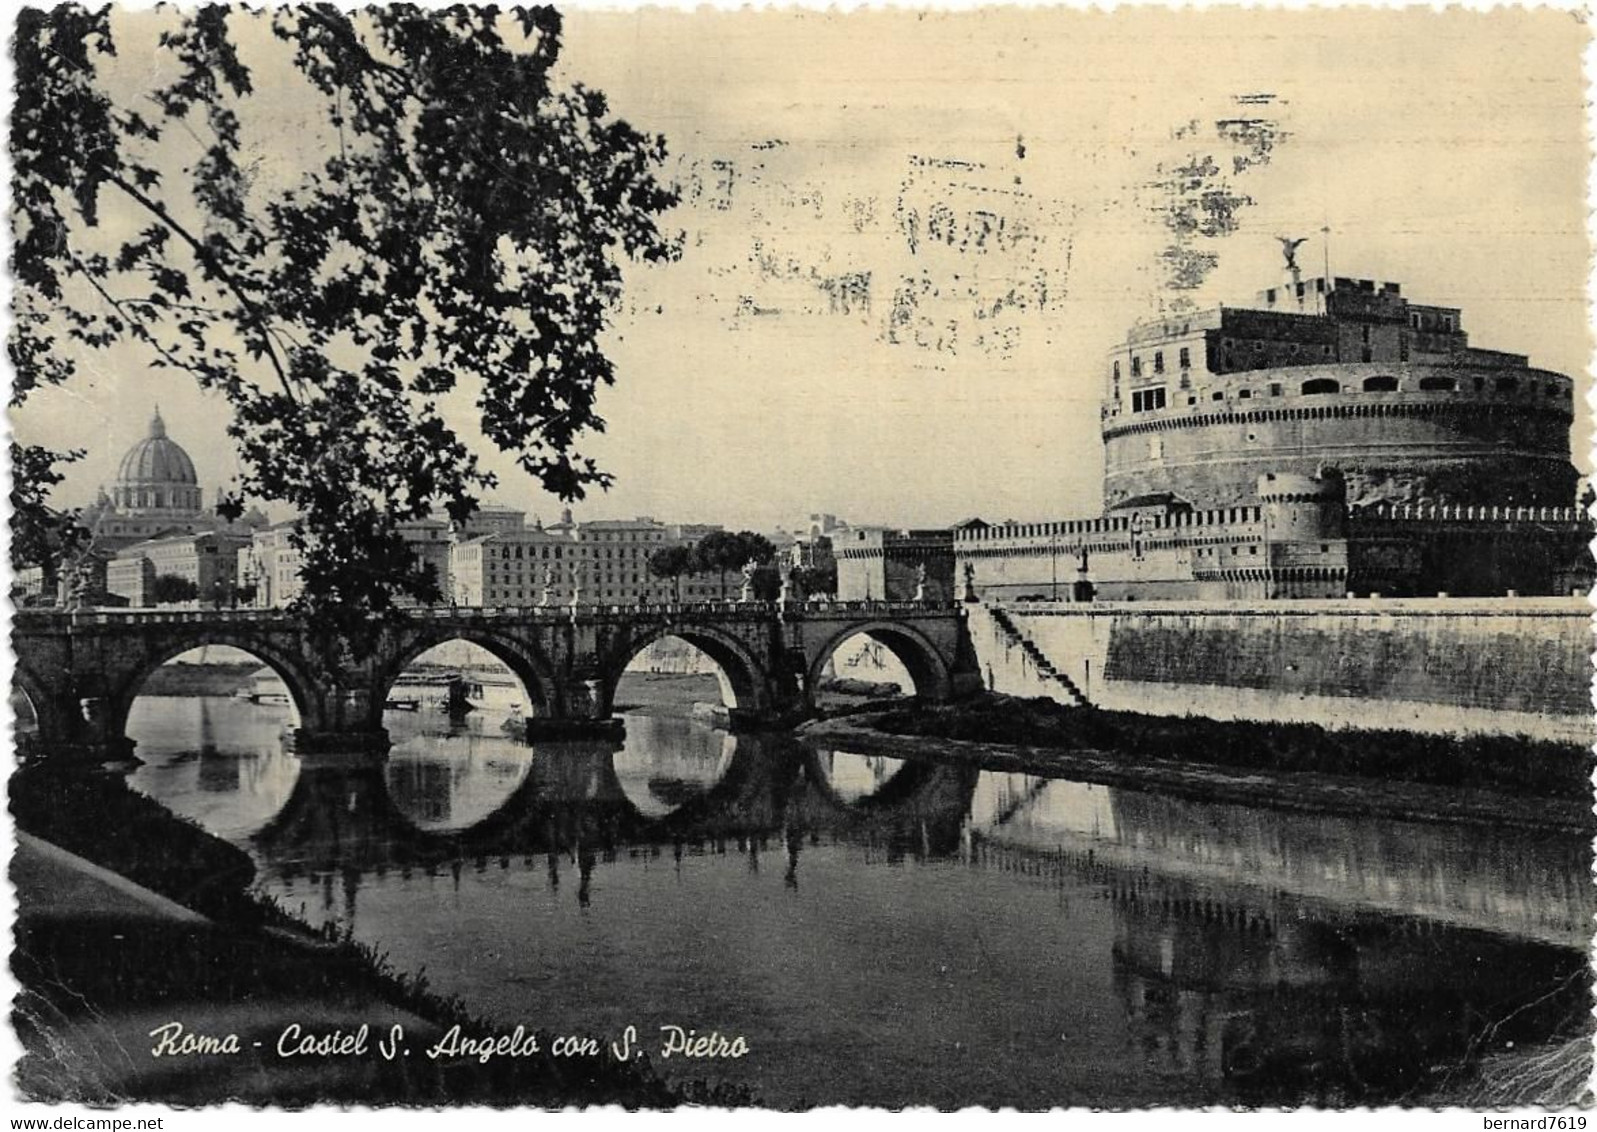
left=969, top=598, right=1593, bottom=743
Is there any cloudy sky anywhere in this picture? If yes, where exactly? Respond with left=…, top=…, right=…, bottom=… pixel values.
left=12, top=4, right=1589, bottom=531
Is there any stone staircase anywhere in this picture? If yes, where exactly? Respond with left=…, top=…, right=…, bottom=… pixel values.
left=986, top=604, right=1090, bottom=707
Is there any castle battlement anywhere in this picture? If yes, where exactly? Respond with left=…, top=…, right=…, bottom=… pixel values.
left=939, top=271, right=1591, bottom=605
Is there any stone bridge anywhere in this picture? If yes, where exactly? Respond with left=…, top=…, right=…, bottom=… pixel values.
left=12, top=601, right=981, bottom=762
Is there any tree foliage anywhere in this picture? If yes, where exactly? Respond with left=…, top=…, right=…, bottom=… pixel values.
left=12, top=5, right=678, bottom=644
left=793, top=560, right=836, bottom=598
left=645, top=543, right=693, bottom=602
left=151, top=572, right=199, bottom=604
left=8, top=441, right=85, bottom=577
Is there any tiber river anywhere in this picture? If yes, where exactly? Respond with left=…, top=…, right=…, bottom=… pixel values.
left=123, top=655, right=1593, bottom=1108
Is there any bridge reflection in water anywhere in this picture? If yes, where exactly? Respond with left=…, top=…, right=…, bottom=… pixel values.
left=127, top=699, right=1592, bottom=1108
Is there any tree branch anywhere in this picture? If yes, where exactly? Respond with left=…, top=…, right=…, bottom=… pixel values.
left=67, top=254, right=215, bottom=384
left=101, top=167, right=298, bottom=403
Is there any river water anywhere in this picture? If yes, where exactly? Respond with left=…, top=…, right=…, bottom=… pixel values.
left=125, top=686, right=1593, bottom=1108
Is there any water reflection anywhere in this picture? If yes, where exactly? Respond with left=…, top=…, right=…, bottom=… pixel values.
left=386, top=713, right=534, bottom=831
left=126, top=697, right=300, bottom=840
left=124, top=695, right=1594, bottom=1107
left=611, top=715, right=737, bottom=817
left=811, top=750, right=906, bottom=803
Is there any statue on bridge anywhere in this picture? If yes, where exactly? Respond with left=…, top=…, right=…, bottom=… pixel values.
left=538, top=566, right=554, bottom=608
left=570, top=574, right=582, bottom=623
left=739, top=559, right=757, bottom=603
left=962, top=561, right=978, bottom=603
left=913, top=562, right=927, bottom=602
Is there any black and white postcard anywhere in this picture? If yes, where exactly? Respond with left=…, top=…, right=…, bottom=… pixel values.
left=7, top=1, right=1593, bottom=1114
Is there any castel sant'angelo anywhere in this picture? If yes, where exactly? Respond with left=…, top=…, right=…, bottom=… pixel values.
left=957, top=259, right=1592, bottom=602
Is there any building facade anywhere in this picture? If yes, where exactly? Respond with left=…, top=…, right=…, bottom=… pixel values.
left=959, top=273, right=1591, bottom=601
left=108, top=530, right=251, bottom=607
left=836, top=528, right=957, bottom=602
left=1101, top=275, right=1577, bottom=510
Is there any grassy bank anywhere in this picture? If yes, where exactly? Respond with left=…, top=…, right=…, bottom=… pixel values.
left=866, top=694, right=1592, bottom=802
left=10, top=765, right=750, bottom=1106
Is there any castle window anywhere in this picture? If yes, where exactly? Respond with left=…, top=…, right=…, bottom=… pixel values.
left=1362, top=375, right=1399, bottom=392
left=1418, top=376, right=1455, bottom=392
left=1494, top=377, right=1519, bottom=393
left=1238, top=389, right=1252, bottom=399
left=1270, top=383, right=1283, bottom=397
left=1301, top=378, right=1340, bottom=394
left=1211, top=391, right=1225, bottom=402
left=1131, top=387, right=1166, bottom=412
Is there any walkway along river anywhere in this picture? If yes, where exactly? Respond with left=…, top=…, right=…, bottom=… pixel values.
left=123, top=684, right=1594, bottom=1108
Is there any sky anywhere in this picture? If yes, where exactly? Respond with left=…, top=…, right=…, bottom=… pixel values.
left=10, top=5, right=1591, bottom=532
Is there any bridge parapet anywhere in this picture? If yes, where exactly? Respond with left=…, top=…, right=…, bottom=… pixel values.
left=14, top=598, right=956, bottom=628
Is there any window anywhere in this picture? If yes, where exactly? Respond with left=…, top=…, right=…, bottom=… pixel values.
left=1112, top=361, right=1121, bottom=380
left=1418, top=376, right=1456, bottom=392
left=1399, top=333, right=1409, bottom=362
left=1494, top=377, right=1519, bottom=393
left=1211, top=391, right=1224, bottom=401
left=1301, top=378, right=1340, bottom=394
left=1131, top=387, right=1167, bottom=412
left=1270, top=383, right=1283, bottom=397
left=1238, top=389, right=1252, bottom=399
left=1131, top=356, right=1142, bottom=378
left=1153, top=351, right=1165, bottom=374
left=1179, top=347, right=1190, bottom=369
left=1362, top=375, right=1399, bottom=392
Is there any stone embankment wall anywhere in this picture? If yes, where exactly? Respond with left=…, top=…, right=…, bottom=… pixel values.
left=969, top=598, right=1593, bottom=743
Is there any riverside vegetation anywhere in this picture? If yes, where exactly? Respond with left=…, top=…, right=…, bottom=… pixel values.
left=10, top=763, right=752, bottom=1106
left=862, top=694, right=1593, bottom=803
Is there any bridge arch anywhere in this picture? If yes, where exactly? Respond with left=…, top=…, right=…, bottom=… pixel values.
left=597, top=622, right=771, bottom=717
left=372, top=628, right=558, bottom=727
left=804, top=619, right=953, bottom=707
left=109, top=635, right=327, bottom=747
left=10, top=665, right=57, bottom=753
